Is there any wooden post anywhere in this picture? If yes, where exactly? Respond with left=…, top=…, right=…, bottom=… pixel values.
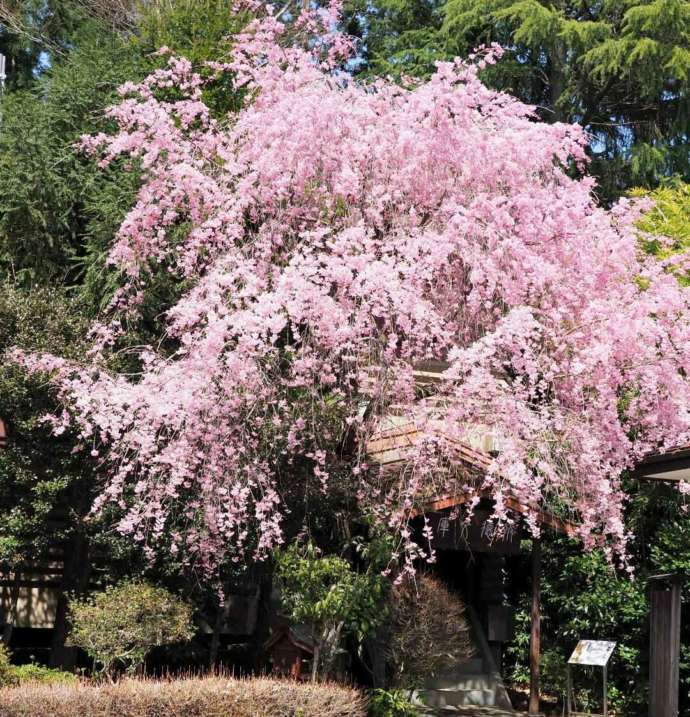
left=649, top=577, right=681, bottom=717
left=603, top=664, right=608, bottom=717
left=529, top=538, right=541, bottom=716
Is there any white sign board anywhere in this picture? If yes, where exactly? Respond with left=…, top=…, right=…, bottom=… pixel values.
left=568, top=640, right=616, bottom=666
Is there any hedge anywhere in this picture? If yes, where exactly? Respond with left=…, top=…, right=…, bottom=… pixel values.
left=0, top=675, right=368, bottom=717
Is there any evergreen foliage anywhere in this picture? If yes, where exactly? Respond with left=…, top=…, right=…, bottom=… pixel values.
left=506, top=482, right=690, bottom=714
left=276, top=542, right=386, bottom=680
left=0, top=285, right=90, bottom=568
left=0, top=1, right=89, bottom=89
left=344, top=0, right=448, bottom=79
left=0, top=23, right=144, bottom=286
left=368, top=689, right=419, bottom=717
left=0, top=0, right=249, bottom=288
left=135, top=0, right=251, bottom=117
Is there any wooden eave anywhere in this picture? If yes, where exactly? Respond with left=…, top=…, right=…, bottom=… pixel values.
left=367, top=359, right=690, bottom=536
left=418, top=490, right=578, bottom=537
left=409, top=361, right=690, bottom=489
left=631, top=446, right=690, bottom=484
left=366, top=418, right=578, bottom=537
left=366, top=418, right=492, bottom=474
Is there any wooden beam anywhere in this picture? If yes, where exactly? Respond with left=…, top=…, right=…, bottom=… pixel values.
left=529, top=538, right=542, bottom=716
left=412, top=491, right=578, bottom=536
left=632, top=450, right=690, bottom=483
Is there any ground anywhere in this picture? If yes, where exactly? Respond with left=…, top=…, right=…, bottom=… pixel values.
left=432, top=708, right=515, bottom=716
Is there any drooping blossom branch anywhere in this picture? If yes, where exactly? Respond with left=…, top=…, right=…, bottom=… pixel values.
left=15, top=2, right=690, bottom=578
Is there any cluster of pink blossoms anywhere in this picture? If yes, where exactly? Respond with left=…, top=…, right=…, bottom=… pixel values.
left=19, top=3, right=690, bottom=576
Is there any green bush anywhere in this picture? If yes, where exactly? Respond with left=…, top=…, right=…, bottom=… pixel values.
left=8, top=664, right=77, bottom=686
left=504, top=538, right=649, bottom=713
left=0, top=22, right=144, bottom=286
left=368, top=688, right=418, bottom=717
left=0, top=644, right=13, bottom=686
left=68, top=581, right=194, bottom=677
left=0, top=644, right=76, bottom=687
left=275, top=542, right=387, bottom=680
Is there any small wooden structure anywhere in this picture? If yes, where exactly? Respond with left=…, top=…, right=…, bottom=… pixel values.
left=265, top=625, right=315, bottom=679
left=367, top=413, right=578, bottom=715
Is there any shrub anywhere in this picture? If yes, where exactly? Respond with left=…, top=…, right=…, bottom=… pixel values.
left=0, top=675, right=368, bottom=717
left=68, top=581, right=194, bottom=676
left=0, top=644, right=13, bottom=686
left=0, top=644, right=76, bottom=687
left=368, top=688, right=419, bottom=717
left=8, top=665, right=77, bottom=686
left=386, top=575, right=474, bottom=688
left=275, top=542, right=387, bottom=681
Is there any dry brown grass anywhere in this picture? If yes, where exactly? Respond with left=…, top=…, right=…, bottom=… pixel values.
left=0, top=675, right=368, bottom=717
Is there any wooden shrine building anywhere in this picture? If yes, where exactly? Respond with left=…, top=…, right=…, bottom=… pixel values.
left=367, top=412, right=577, bottom=713
left=366, top=365, right=688, bottom=714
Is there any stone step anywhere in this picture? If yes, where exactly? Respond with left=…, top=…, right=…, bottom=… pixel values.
left=420, top=707, right=514, bottom=716
left=419, top=687, right=500, bottom=708
left=424, top=671, right=498, bottom=691
left=414, top=603, right=514, bottom=715
left=414, top=673, right=513, bottom=712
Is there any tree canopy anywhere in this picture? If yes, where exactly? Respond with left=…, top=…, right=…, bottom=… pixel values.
left=0, top=1, right=688, bottom=706
left=345, top=0, right=690, bottom=200
left=16, top=5, right=690, bottom=581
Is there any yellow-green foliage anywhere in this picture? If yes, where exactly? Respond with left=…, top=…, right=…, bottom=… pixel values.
left=0, top=644, right=76, bottom=688
left=68, top=581, right=194, bottom=676
left=7, top=665, right=77, bottom=687
left=633, top=183, right=690, bottom=284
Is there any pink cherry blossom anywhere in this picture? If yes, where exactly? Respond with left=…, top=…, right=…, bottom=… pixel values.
left=16, top=2, right=690, bottom=577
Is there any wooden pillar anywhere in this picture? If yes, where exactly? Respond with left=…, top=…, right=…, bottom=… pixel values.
left=529, top=538, right=542, bottom=716
left=649, top=578, right=681, bottom=717
left=50, top=529, right=91, bottom=669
